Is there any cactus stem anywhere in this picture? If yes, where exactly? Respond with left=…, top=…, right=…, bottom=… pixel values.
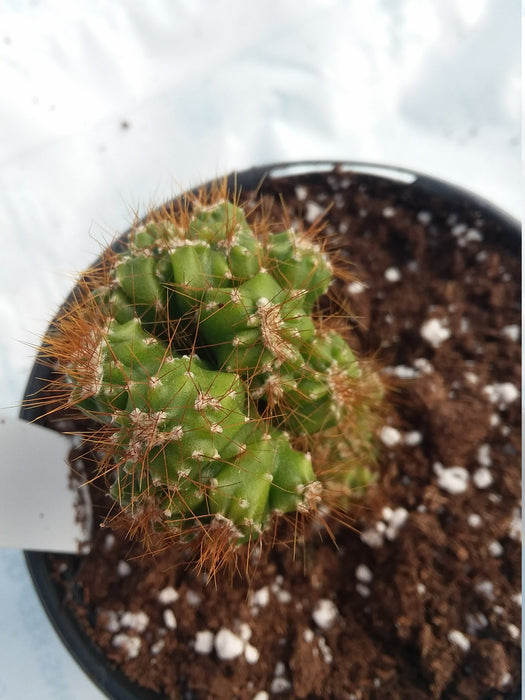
left=29, top=180, right=384, bottom=574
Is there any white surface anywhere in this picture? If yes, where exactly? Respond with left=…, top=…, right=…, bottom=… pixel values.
left=0, top=1, right=521, bottom=697
left=0, top=418, right=86, bottom=551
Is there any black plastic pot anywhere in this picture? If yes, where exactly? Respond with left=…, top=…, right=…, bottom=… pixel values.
left=23, top=161, right=520, bottom=699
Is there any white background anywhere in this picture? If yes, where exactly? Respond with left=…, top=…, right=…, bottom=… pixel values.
left=0, top=1, right=521, bottom=697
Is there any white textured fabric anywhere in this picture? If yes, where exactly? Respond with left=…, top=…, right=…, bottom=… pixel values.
left=0, top=1, right=520, bottom=697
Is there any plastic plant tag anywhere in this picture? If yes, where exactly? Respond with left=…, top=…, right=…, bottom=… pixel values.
left=0, top=417, right=90, bottom=553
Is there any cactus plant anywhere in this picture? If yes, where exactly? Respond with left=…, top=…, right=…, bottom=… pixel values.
left=41, top=183, right=383, bottom=569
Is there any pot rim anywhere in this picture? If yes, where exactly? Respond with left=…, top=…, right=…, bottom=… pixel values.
left=209, top=159, right=520, bottom=236
left=22, top=160, right=521, bottom=700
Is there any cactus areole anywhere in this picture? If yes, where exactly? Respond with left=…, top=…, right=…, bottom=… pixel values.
left=43, top=183, right=383, bottom=567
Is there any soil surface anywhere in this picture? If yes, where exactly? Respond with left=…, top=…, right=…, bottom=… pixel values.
left=41, top=168, right=520, bottom=699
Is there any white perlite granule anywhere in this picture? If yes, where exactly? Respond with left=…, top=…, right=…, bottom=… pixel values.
left=475, top=580, right=494, bottom=600
left=251, top=692, right=270, bottom=700
left=382, top=365, right=420, bottom=379
left=413, top=357, right=433, bottom=374
left=420, top=318, right=451, bottom=348
left=464, top=371, right=478, bottom=384
left=102, top=610, right=121, bottom=633
left=295, top=185, right=308, bottom=201
left=472, top=466, right=493, bottom=489
left=466, top=612, right=488, bottom=634
left=347, top=280, right=367, bottom=295
left=451, top=223, right=467, bottom=237
left=434, top=463, right=469, bottom=494
left=163, top=609, right=177, bottom=630
left=120, top=611, right=149, bottom=633
left=304, top=201, right=324, bottom=223
left=239, top=623, right=252, bottom=641
left=467, top=513, right=482, bottom=528
left=499, top=672, right=512, bottom=689
left=214, top=627, right=245, bottom=660
left=185, top=590, right=202, bottom=606
left=274, top=588, right=292, bottom=604
left=360, top=507, right=409, bottom=548
left=157, top=586, right=179, bottom=605
left=404, top=431, right=422, bottom=446
left=356, top=584, right=371, bottom=597
left=271, top=576, right=292, bottom=604
left=488, top=541, right=503, bottom=557
left=360, top=527, right=384, bottom=548
left=318, top=636, right=333, bottom=664
left=251, top=585, right=270, bottom=608
left=104, top=533, right=116, bottom=551
left=490, top=413, right=501, bottom=427
left=456, top=228, right=483, bottom=247
left=194, top=630, right=214, bottom=655
left=270, top=677, right=292, bottom=694
left=303, top=628, right=315, bottom=643
left=382, top=206, right=395, bottom=218
left=382, top=358, right=434, bottom=379
left=447, top=629, right=471, bottom=652
left=477, top=444, right=492, bottom=467
left=384, top=267, right=401, bottom=282
left=507, top=508, right=521, bottom=541
left=501, top=325, right=520, bottom=342
left=150, top=639, right=165, bottom=655
left=312, top=599, right=338, bottom=630
left=117, top=560, right=132, bottom=577
left=244, top=643, right=260, bottom=665
left=507, top=624, right=520, bottom=640
left=384, top=507, right=409, bottom=540
left=483, top=382, right=519, bottom=407
left=356, top=564, right=373, bottom=583
left=112, top=633, right=141, bottom=659
left=274, top=661, right=286, bottom=677
left=379, top=425, right=402, bottom=447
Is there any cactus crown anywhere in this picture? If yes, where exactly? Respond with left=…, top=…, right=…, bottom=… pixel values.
left=40, top=182, right=383, bottom=572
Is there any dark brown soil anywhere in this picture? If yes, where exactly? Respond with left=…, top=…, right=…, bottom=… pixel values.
left=43, top=167, right=521, bottom=699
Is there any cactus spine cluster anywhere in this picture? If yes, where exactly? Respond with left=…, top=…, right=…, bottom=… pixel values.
left=45, top=185, right=382, bottom=566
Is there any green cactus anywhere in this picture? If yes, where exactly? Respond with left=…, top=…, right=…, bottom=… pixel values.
left=48, top=190, right=383, bottom=562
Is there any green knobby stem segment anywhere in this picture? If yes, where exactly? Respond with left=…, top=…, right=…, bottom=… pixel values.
left=72, top=318, right=316, bottom=541
left=197, top=272, right=316, bottom=372
left=266, top=229, right=333, bottom=311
